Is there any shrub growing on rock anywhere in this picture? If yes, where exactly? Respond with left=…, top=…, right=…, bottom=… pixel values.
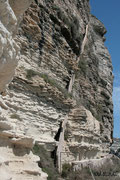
left=33, top=144, right=60, bottom=180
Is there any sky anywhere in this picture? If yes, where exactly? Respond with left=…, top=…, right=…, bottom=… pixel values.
left=90, top=0, right=120, bottom=138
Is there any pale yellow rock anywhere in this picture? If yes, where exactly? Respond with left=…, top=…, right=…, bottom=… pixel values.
left=0, top=0, right=48, bottom=179
left=0, top=144, right=48, bottom=180
left=0, top=0, right=114, bottom=178
left=0, top=0, right=19, bottom=92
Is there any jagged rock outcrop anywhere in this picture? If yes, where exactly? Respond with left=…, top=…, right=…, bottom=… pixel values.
left=0, top=0, right=33, bottom=93
left=0, top=0, right=18, bottom=92
left=0, top=0, right=115, bottom=179
left=110, top=138, right=120, bottom=158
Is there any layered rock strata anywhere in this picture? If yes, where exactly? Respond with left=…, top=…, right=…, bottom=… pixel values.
left=0, top=0, right=114, bottom=178
left=0, top=0, right=48, bottom=179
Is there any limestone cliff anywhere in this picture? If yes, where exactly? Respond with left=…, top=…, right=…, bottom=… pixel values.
left=0, top=0, right=115, bottom=179
left=0, top=0, right=47, bottom=179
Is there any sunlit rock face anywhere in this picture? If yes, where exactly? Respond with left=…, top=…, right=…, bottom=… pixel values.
left=0, top=0, right=48, bottom=179
left=0, top=0, right=33, bottom=93
left=0, top=0, right=113, bottom=178
left=0, top=0, right=18, bottom=92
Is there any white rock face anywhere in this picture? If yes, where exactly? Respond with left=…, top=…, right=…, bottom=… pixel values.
left=0, top=0, right=48, bottom=179
left=0, top=0, right=114, bottom=178
left=0, top=140, right=47, bottom=180
left=0, top=0, right=33, bottom=93
left=0, top=91, right=66, bottom=146
left=58, top=106, right=106, bottom=171
left=0, top=0, right=19, bottom=92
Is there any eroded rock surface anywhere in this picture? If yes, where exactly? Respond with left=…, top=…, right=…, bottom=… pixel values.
left=110, top=138, right=120, bottom=158
left=0, top=0, right=114, bottom=178
left=0, top=0, right=48, bottom=179
left=0, top=0, right=33, bottom=93
left=72, top=155, right=120, bottom=180
left=0, top=0, right=18, bottom=92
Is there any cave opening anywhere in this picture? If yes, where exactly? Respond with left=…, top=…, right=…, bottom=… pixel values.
left=51, top=121, right=63, bottom=167
left=54, top=121, right=63, bottom=141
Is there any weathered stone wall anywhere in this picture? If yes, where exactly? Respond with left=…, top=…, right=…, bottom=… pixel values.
left=0, top=0, right=48, bottom=179
left=0, top=0, right=114, bottom=178
left=0, top=0, right=33, bottom=93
